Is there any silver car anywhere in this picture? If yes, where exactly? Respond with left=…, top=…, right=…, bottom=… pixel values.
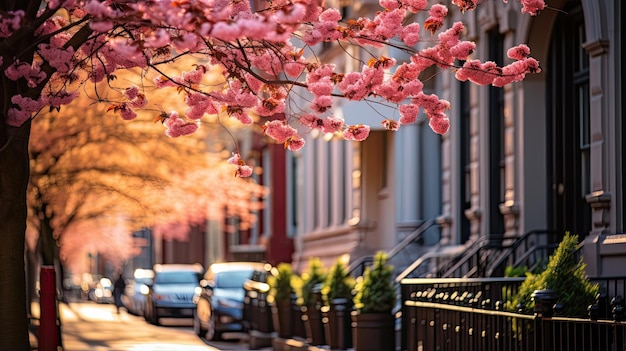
left=144, top=264, right=203, bottom=325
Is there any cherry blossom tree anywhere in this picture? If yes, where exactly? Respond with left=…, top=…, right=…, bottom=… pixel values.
left=27, top=87, right=267, bottom=270
left=0, top=0, right=544, bottom=348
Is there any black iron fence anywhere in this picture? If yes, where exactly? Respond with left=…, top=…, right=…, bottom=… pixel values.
left=401, top=277, right=626, bottom=351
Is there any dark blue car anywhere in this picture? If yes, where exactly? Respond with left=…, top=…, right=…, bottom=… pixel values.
left=193, top=262, right=269, bottom=341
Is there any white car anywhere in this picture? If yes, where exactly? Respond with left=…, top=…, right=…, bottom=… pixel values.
left=144, top=264, right=203, bottom=325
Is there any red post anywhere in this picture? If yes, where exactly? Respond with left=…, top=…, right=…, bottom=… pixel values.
left=39, top=265, right=60, bottom=351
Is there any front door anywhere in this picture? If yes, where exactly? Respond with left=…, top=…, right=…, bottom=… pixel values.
left=546, top=1, right=591, bottom=238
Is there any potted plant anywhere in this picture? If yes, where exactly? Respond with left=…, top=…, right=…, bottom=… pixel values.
left=268, top=262, right=297, bottom=339
left=352, top=251, right=396, bottom=351
left=321, top=258, right=355, bottom=350
left=296, top=257, right=327, bottom=346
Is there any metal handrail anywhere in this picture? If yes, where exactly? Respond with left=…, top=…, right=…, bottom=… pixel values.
left=485, top=229, right=559, bottom=277
left=347, top=218, right=438, bottom=278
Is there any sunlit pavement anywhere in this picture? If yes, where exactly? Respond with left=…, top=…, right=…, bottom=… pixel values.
left=61, top=302, right=213, bottom=351
left=29, top=300, right=265, bottom=351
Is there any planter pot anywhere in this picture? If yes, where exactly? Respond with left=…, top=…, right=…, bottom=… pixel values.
left=292, top=299, right=307, bottom=339
left=271, top=300, right=293, bottom=338
left=256, top=293, right=274, bottom=333
left=301, top=304, right=326, bottom=346
left=351, top=311, right=395, bottom=351
left=322, top=298, right=353, bottom=350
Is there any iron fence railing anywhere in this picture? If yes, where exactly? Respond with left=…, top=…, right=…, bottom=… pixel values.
left=401, top=277, right=626, bottom=351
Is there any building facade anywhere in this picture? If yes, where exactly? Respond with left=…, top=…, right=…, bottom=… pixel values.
left=291, top=0, right=625, bottom=277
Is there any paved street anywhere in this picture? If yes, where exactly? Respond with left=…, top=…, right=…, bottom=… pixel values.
left=33, top=301, right=269, bottom=351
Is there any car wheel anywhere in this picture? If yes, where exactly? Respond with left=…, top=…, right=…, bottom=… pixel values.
left=205, top=313, right=222, bottom=341
left=143, top=300, right=151, bottom=322
left=151, top=303, right=160, bottom=326
left=193, top=309, right=207, bottom=337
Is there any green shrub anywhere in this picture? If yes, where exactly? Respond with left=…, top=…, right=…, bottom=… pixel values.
left=507, top=233, right=599, bottom=317
left=322, top=258, right=356, bottom=305
left=354, top=251, right=396, bottom=314
left=297, top=257, right=327, bottom=306
left=268, top=262, right=295, bottom=304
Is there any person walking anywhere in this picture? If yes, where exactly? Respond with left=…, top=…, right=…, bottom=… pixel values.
left=113, top=274, right=126, bottom=314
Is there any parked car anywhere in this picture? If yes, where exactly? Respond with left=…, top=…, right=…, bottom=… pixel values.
left=193, top=262, right=270, bottom=341
left=122, top=268, right=154, bottom=316
left=144, top=263, right=203, bottom=325
left=92, top=277, right=114, bottom=304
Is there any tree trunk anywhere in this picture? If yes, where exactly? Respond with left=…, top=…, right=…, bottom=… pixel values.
left=0, top=123, right=32, bottom=350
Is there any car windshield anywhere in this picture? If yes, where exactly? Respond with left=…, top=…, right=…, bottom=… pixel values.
left=154, top=271, right=199, bottom=285
left=215, top=270, right=253, bottom=289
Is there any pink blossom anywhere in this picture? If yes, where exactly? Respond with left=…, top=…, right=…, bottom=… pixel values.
left=492, top=58, right=541, bottom=87
left=243, top=73, right=264, bottom=93
left=393, top=62, right=421, bottom=82
left=254, top=98, right=286, bottom=116
left=429, top=116, right=450, bottom=134
left=264, top=120, right=298, bottom=143
left=309, top=79, right=334, bottom=97
left=455, top=60, right=501, bottom=85
left=7, top=95, right=44, bottom=126
left=284, top=62, right=305, bottom=78
left=380, top=0, right=401, bottom=10
left=84, top=0, right=115, bottom=18
left=374, top=9, right=405, bottom=40
left=452, top=0, right=478, bottom=12
left=400, top=23, right=421, bottom=47
left=300, top=114, right=323, bottom=129
left=319, top=8, right=342, bottom=22
left=0, top=10, right=24, bottom=38
left=374, top=80, right=407, bottom=103
left=236, top=165, right=253, bottom=178
left=507, top=44, right=531, bottom=60
left=227, top=153, right=242, bottom=165
left=144, top=28, right=171, bottom=48
left=118, top=104, right=137, bottom=120
left=399, top=104, right=420, bottom=125
left=322, top=116, right=344, bottom=133
left=286, top=136, right=306, bottom=151
left=89, top=20, right=114, bottom=32
left=311, top=95, right=333, bottom=113
left=449, top=41, right=475, bottom=60
left=4, top=60, right=46, bottom=88
left=7, top=108, right=32, bottom=127
left=429, top=3, right=449, bottom=18
left=185, top=92, right=218, bottom=118
left=424, top=4, right=448, bottom=34
left=181, top=66, right=205, bottom=85
left=382, top=119, right=400, bottom=131
left=129, top=93, right=148, bottom=109
left=154, top=75, right=177, bottom=89
left=11, top=94, right=43, bottom=114
left=43, top=90, right=79, bottom=108
left=211, top=22, right=241, bottom=41
left=343, top=125, right=371, bottom=141
left=518, top=0, right=546, bottom=15
left=124, top=86, right=140, bottom=100
left=38, top=44, right=74, bottom=73
left=164, top=112, right=200, bottom=137
left=275, top=3, right=307, bottom=24
left=402, top=0, right=429, bottom=13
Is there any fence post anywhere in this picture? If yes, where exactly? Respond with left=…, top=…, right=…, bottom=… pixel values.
left=612, top=296, right=624, bottom=350
left=39, top=265, right=60, bottom=351
left=532, top=289, right=558, bottom=351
